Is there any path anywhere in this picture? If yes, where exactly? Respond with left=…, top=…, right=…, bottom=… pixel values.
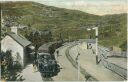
left=20, top=64, right=42, bottom=81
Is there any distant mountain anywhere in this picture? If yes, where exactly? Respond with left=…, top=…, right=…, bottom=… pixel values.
left=1, top=1, right=127, bottom=51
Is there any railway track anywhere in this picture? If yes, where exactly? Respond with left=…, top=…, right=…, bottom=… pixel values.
left=65, top=43, right=98, bottom=81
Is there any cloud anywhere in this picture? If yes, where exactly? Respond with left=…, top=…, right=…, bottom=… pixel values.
left=52, top=0, right=127, bottom=15
left=2, top=0, right=127, bottom=15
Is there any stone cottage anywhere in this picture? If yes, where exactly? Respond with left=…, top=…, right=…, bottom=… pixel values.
left=1, top=26, right=34, bottom=67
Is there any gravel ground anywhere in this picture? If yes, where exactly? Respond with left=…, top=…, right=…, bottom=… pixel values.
left=21, top=64, right=42, bottom=81
left=20, top=44, right=85, bottom=81
left=69, top=43, right=125, bottom=81
left=53, top=45, right=85, bottom=81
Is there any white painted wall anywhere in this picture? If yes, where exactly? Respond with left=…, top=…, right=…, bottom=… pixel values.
left=1, top=35, right=24, bottom=66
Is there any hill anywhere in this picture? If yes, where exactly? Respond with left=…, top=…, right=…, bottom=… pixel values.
left=1, top=1, right=127, bottom=51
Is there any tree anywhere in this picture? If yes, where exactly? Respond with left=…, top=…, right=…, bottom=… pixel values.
left=119, top=40, right=127, bottom=51
left=28, top=30, right=52, bottom=51
left=1, top=51, right=24, bottom=81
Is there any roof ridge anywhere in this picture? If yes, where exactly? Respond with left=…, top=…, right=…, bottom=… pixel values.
left=18, top=34, right=28, bottom=40
left=7, top=32, right=31, bottom=47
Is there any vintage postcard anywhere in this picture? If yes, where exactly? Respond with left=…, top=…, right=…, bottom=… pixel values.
left=0, top=0, right=127, bottom=81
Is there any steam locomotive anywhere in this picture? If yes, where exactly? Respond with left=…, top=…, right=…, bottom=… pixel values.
left=37, top=42, right=62, bottom=78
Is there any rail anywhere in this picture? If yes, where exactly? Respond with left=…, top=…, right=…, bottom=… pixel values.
left=98, top=47, right=127, bottom=79
left=63, top=40, right=127, bottom=80
left=65, top=43, right=98, bottom=81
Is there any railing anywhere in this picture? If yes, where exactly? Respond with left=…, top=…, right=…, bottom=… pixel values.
left=109, top=51, right=127, bottom=58
left=98, top=47, right=127, bottom=79
left=63, top=40, right=127, bottom=80
left=101, top=58, right=127, bottom=79
left=98, top=46, right=127, bottom=58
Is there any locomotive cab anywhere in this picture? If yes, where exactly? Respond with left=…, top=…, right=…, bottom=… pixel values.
left=37, top=53, right=51, bottom=61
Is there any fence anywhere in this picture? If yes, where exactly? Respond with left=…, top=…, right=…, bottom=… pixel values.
left=99, top=47, right=127, bottom=79
left=109, top=51, right=127, bottom=58
left=101, top=58, right=127, bottom=79
left=64, top=40, right=127, bottom=80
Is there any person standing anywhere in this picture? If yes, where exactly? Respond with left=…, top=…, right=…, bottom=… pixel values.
left=33, top=52, right=38, bottom=72
left=56, top=50, right=59, bottom=57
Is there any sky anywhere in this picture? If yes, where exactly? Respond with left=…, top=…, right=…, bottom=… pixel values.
left=1, top=0, right=127, bottom=15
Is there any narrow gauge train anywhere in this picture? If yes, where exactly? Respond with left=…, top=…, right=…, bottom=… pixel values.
left=37, top=42, right=62, bottom=77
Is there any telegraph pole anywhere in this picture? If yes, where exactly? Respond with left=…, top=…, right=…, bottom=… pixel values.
left=87, top=27, right=98, bottom=64
left=95, top=27, right=98, bottom=64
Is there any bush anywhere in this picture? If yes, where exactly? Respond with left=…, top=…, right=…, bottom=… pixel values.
left=1, top=50, right=24, bottom=81
left=119, top=41, right=127, bottom=51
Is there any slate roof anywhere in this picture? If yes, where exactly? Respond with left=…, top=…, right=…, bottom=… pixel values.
left=7, top=32, right=31, bottom=47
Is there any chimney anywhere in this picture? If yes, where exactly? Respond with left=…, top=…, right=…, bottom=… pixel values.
left=11, top=26, right=17, bottom=34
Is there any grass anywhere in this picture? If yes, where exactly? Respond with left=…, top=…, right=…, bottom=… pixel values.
left=1, top=1, right=127, bottom=51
